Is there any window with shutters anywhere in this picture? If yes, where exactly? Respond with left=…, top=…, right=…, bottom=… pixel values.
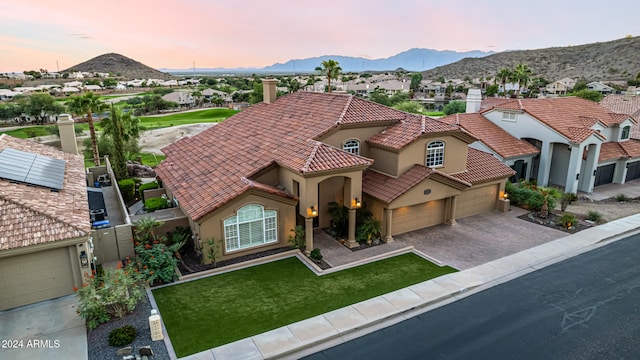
left=223, top=204, right=277, bottom=252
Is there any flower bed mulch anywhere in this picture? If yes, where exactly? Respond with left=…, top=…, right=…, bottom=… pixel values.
left=323, top=228, right=386, bottom=252
left=517, top=211, right=593, bottom=234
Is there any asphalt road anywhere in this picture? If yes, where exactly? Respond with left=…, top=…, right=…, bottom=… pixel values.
left=304, top=233, right=640, bottom=360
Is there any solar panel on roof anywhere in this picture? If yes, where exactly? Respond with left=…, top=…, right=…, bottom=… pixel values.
left=0, top=147, right=66, bottom=190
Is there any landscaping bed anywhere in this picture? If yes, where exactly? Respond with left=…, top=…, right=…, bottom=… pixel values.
left=517, top=211, right=592, bottom=234
left=87, top=292, right=169, bottom=360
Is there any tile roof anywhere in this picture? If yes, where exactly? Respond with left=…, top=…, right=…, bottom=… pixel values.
left=452, top=148, right=516, bottom=184
left=485, top=97, right=633, bottom=143
left=362, top=165, right=470, bottom=203
left=600, top=139, right=640, bottom=161
left=600, top=94, right=640, bottom=139
left=440, top=113, right=539, bottom=159
left=0, top=135, right=90, bottom=251
left=480, top=97, right=518, bottom=111
left=367, top=114, right=475, bottom=150
left=156, top=92, right=411, bottom=221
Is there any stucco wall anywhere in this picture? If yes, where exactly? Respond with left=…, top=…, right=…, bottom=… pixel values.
left=319, top=125, right=388, bottom=157
left=398, top=135, right=469, bottom=175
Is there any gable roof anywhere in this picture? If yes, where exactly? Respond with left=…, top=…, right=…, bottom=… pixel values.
left=156, top=92, right=426, bottom=221
left=440, top=113, right=539, bottom=159
left=600, top=94, right=640, bottom=139
left=0, top=135, right=90, bottom=251
left=484, top=97, right=633, bottom=143
left=599, top=139, right=640, bottom=162
left=452, top=148, right=517, bottom=184
left=363, top=165, right=471, bottom=203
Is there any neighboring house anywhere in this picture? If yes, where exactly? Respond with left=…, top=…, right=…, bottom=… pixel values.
left=545, top=78, right=577, bottom=95
left=161, top=91, right=194, bottom=108
left=470, top=96, right=639, bottom=193
left=0, top=118, right=93, bottom=310
left=587, top=81, right=615, bottom=95
left=0, top=89, right=20, bottom=101
left=155, top=80, right=514, bottom=264
left=600, top=90, right=640, bottom=139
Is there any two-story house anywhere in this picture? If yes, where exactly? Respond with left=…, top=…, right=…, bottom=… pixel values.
left=155, top=80, right=515, bottom=263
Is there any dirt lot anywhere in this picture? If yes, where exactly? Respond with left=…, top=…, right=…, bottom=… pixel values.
left=138, top=123, right=216, bottom=154
left=565, top=197, right=640, bottom=223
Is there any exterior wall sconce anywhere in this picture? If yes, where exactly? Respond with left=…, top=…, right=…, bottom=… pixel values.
left=310, top=206, right=318, bottom=217
left=502, top=192, right=509, bottom=200
left=353, top=197, right=362, bottom=208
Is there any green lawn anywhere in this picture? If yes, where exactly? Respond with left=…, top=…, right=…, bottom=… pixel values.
left=139, top=108, right=237, bottom=130
left=84, top=153, right=165, bottom=168
left=425, top=111, right=445, bottom=116
left=152, top=253, right=456, bottom=357
left=0, top=126, right=51, bottom=138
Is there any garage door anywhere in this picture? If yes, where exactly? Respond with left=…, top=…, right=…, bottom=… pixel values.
left=0, top=247, right=75, bottom=310
left=392, top=199, right=445, bottom=236
left=595, top=164, right=615, bottom=186
left=626, top=161, right=640, bottom=182
left=457, top=184, right=499, bottom=219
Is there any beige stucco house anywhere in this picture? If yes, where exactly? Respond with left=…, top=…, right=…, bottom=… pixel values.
left=155, top=80, right=515, bottom=264
left=0, top=118, right=92, bottom=310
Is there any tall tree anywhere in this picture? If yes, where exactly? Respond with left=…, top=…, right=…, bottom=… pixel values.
left=512, top=63, right=532, bottom=96
left=495, top=67, right=512, bottom=96
left=410, top=73, right=423, bottom=96
left=315, top=59, right=342, bottom=93
left=103, top=105, right=128, bottom=179
left=17, top=93, right=64, bottom=124
left=67, top=92, right=107, bottom=166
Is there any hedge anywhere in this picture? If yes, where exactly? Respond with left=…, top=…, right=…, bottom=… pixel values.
left=145, top=197, right=169, bottom=212
left=139, top=181, right=160, bottom=201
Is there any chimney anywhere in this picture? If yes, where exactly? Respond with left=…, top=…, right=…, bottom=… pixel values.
left=625, top=86, right=637, bottom=101
left=466, top=88, right=482, bottom=113
left=57, top=114, right=79, bottom=155
left=262, top=78, right=278, bottom=104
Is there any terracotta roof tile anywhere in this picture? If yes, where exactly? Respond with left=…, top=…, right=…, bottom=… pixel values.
left=452, top=148, right=516, bottom=184
left=486, top=97, right=631, bottom=143
left=599, top=142, right=627, bottom=161
left=367, top=115, right=472, bottom=150
left=0, top=135, right=90, bottom=251
left=480, top=97, right=515, bottom=111
left=440, top=113, right=539, bottom=159
left=620, top=139, right=640, bottom=158
left=600, top=94, right=640, bottom=139
left=156, top=92, right=404, bottom=221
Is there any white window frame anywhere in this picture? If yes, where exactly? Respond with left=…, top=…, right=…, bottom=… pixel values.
left=223, top=204, right=277, bottom=252
left=501, top=112, right=517, bottom=122
left=426, top=140, right=445, bottom=168
left=621, top=125, right=631, bottom=140
left=343, top=139, right=360, bottom=155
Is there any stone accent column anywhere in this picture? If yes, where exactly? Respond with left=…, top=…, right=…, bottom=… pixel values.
left=347, top=208, right=358, bottom=248
left=385, top=208, right=394, bottom=243
left=305, top=217, right=314, bottom=255
left=446, top=196, right=457, bottom=226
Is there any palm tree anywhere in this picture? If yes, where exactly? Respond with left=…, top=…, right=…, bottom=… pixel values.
left=513, top=63, right=532, bottom=96
left=101, top=105, right=140, bottom=179
left=67, top=92, right=107, bottom=166
left=315, top=59, right=342, bottom=93
left=495, top=67, right=512, bottom=97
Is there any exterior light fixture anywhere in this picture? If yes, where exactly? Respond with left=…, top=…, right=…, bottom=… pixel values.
left=310, top=206, right=318, bottom=217
left=79, top=251, right=89, bottom=268
left=503, top=192, right=509, bottom=199
left=354, top=197, right=361, bottom=208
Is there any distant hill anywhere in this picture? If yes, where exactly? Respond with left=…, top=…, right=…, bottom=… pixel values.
left=160, top=48, right=494, bottom=74
left=422, top=36, right=640, bottom=81
left=64, top=53, right=171, bottom=79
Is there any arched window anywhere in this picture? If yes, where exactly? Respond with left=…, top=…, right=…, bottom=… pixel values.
left=343, top=139, right=360, bottom=155
left=223, top=204, right=277, bottom=252
left=426, top=140, right=445, bottom=167
left=621, top=126, right=631, bottom=140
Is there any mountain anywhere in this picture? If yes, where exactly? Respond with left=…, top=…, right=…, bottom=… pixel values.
left=422, top=36, right=640, bottom=81
left=64, top=53, right=171, bottom=79
left=262, top=48, right=494, bottom=72
left=159, top=48, right=494, bottom=74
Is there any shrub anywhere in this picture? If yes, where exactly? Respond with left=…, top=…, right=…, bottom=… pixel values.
left=288, top=225, right=306, bottom=250
left=117, top=179, right=136, bottom=202
left=560, top=192, right=578, bottom=211
left=134, top=242, right=182, bottom=285
left=108, top=325, right=136, bottom=347
left=615, top=193, right=630, bottom=202
left=139, top=181, right=160, bottom=201
left=310, top=248, right=323, bottom=262
left=75, top=263, right=145, bottom=329
left=587, top=210, right=604, bottom=223
left=145, top=197, right=169, bottom=212
left=560, top=213, right=577, bottom=228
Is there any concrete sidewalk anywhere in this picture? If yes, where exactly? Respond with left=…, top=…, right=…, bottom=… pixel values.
left=176, top=213, right=640, bottom=360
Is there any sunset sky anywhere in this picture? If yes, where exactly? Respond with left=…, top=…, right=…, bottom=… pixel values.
left=1, top=0, right=637, bottom=72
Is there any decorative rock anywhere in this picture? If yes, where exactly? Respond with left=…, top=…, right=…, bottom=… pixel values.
left=139, top=346, right=153, bottom=356
left=116, top=346, right=132, bottom=357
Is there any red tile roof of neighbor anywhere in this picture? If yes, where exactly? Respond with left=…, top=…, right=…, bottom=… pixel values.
left=440, top=113, right=540, bottom=159
left=157, top=91, right=460, bottom=221
left=600, top=94, right=640, bottom=139
left=484, top=97, right=634, bottom=143
left=0, top=135, right=90, bottom=251
left=599, top=139, right=640, bottom=162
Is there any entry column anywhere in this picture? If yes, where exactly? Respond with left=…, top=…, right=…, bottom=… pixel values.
left=446, top=195, right=457, bottom=226
left=347, top=208, right=358, bottom=248
left=304, top=217, right=314, bottom=255
left=385, top=208, right=394, bottom=242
